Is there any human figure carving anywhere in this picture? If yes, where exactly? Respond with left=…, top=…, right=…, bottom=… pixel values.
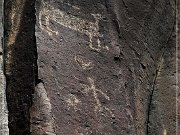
left=80, top=77, right=115, bottom=117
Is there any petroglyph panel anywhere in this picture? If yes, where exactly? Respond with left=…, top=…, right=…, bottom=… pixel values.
left=35, top=0, right=135, bottom=134
left=38, top=0, right=109, bottom=52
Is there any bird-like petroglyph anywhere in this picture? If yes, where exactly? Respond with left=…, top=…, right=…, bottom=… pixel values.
left=39, top=0, right=109, bottom=52
left=80, top=77, right=114, bottom=117
left=75, top=55, right=94, bottom=70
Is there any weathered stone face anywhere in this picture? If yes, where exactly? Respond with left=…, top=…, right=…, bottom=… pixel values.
left=31, top=0, right=176, bottom=135
left=33, top=0, right=136, bottom=134
left=2, top=0, right=176, bottom=134
left=0, top=0, right=9, bottom=134
left=178, top=0, right=180, bottom=133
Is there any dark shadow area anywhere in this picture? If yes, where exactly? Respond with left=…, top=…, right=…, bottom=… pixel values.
left=4, top=0, right=37, bottom=134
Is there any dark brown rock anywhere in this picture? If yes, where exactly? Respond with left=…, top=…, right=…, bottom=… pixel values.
left=32, top=0, right=176, bottom=135
left=2, top=0, right=176, bottom=134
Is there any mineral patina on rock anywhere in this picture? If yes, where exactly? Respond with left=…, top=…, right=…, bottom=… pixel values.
left=0, top=0, right=9, bottom=134
left=31, top=0, right=176, bottom=135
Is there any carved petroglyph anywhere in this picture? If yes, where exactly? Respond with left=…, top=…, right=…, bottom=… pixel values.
left=39, top=0, right=109, bottom=51
left=64, top=2, right=80, bottom=10
left=80, top=77, right=114, bottom=117
left=65, top=94, right=81, bottom=111
left=75, top=55, right=94, bottom=70
left=163, top=129, right=167, bottom=135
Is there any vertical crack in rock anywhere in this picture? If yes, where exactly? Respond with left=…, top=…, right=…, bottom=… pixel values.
left=147, top=29, right=176, bottom=135
left=4, top=0, right=37, bottom=134
left=146, top=52, right=164, bottom=135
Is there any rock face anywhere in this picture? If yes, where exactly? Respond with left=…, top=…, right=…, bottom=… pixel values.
left=177, top=0, right=180, bottom=133
left=0, top=0, right=9, bottom=134
left=2, top=0, right=176, bottom=134
left=31, top=0, right=176, bottom=135
left=148, top=31, right=176, bottom=135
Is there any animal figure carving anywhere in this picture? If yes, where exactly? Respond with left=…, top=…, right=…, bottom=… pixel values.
left=39, top=0, right=108, bottom=51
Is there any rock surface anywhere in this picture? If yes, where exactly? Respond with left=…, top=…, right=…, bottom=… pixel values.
left=31, top=0, right=176, bottom=135
left=177, top=0, right=180, bottom=134
left=2, top=0, right=177, bottom=134
left=0, top=0, right=9, bottom=134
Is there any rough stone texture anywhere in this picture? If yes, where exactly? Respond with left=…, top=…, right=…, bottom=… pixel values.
left=148, top=31, right=176, bottom=135
left=0, top=71, right=9, bottom=135
left=177, top=0, right=180, bottom=134
left=30, top=83, right=55, bottom=134
left=32, top=0, right=176, bottom=135
left=0, top=0, right=9, bottom=134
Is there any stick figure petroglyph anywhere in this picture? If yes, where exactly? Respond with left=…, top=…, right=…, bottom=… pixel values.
left=80, top=77, right=115, bottom=117
left=39, top=0, right=109, bottom=52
